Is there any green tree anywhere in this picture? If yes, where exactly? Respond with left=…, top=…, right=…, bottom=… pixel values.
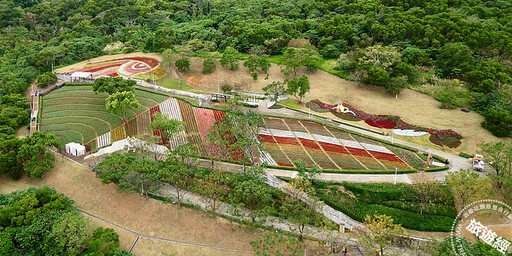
left=17, top=132, right=60, bottom=179
left=262, top=81, right=286, bottom=103
left=158, top=161, right=193, bottom=209
left=362, top=66, right=389, bottom=86
left=86, top=227, right=120, bottom=256
left=220, top=46, right=241, bottom=70
left=358, top=214, right=403, bottom=256
left=149, top=112, right=185, bottom=147
left=286, top=75, right=310, bottom=104
left=208, top=108, right=263, bottom=170
left=175, top=58, right=191, bottom=72
left=202, top=57, right=216, bottom=74
left=92, top=77, right=135, bottom=95
left=359, top=45, right=402, bottom=71
left=446, top=169, right=493, bottom=208
left=36, top=72, right=57, bottom=88
left=479, top=141, right=512, bottom=190
left=152, top=26, right=177, bottom=52
left=386, top=76, right=408, bottom=98
left=105, top=91, right=140, bottom=123
left=482, top=108, right=512, bottom=137
left=282, top=45, right=321, bottom=76
left=436, top=43, right=474, bottom=78
left=50, top=211, right=90, bottom=255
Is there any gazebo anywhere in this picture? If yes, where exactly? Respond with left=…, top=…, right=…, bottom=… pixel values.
left=70, top=72, right=93, bottom=82
left=65, top=142, right=86, bottom=156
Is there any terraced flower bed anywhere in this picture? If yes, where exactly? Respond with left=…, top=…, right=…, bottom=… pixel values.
left=260, top=117, right=414, bottom=171
left=40, top=85, right=167, bottom=150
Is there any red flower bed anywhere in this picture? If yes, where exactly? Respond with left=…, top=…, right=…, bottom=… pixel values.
left=273, top=136, right=300, bottom=146
left=297, top=138, right=321, bottom=150
left=149, top=105, right=166, bottom=144
left=126, top=62, right=150, bottom=73
left=317, top=141, right=350, bottom=155
left=193, top=107, right=216, bottom=139
left=365, top=119, right=397, bottom=129
left=277, top=162, right=294, bottom=167
left=212, top=110, right=226, bottom=123
left=310, top=99, right=462, bottom=140
left=95, top=69, right=118, bottom=78
left=346, top=147, right=372, bottom=158
left=370, top=151, right=404, bottom=162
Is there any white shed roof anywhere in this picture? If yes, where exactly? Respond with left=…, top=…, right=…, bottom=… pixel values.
left=71, top=72, right=93, bottom=79
left=65, top=142, right=86, bottom=150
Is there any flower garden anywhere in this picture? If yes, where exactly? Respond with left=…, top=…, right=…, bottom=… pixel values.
left=71, top=57, right=162, bottom=78
left=41, top=86, right=424, bottom=171
left=306, top=99, right=463, bottom=148
left=260, top=117, right=414, bottom=170
left=40, top=85, right=168, bottom=151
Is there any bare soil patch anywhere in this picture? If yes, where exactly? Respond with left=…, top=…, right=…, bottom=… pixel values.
left=0, top=155, right=258, bottom=254
left=178, top=57, right=509, bottom=152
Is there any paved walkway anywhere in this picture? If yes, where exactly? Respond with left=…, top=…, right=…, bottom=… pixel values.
left=29, top=93, right=38, bottom=134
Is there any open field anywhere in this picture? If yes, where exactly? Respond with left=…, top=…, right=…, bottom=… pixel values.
left=166, top=57, right=509, bottom=153
left=0, top=155, right=259, bottom=255
left=40, top=85, right=168, bottom=149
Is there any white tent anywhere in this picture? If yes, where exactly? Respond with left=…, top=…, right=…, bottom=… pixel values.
left=65, top=142, right=86, bottom=156
left=70, top=72, right=93, bottom=82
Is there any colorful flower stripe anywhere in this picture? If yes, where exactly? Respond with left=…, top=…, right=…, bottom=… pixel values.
left=317, top=141, right=350, bottom=154
left=297, top=138, right=321, bottom=150
left=365, top=119, right=396, bottom=129
left=95, top=69, right=119, bottom=78
left=193, top=107, right=216, bottom=139
left=177, top=100, right=202, bottom=146
left=300, top=121, right=333, bottom=137
left=125, top=62, right=150, bottom=73
left=278, top=143, right=317, bottom=168
left=264, top=117, right=289, bottom=130
left=370, top=151, right=404, bottom=163
left=261, top=142, right=294, bottom=166
left=379, top=159, right=411, bottom=169
left=149, top=105, right=165, bottom=144
left=327, top=151, right=368, bottom=169
left=212, top=110, right=226, bottom=123
left=111, top=125, right=126, bottom=142
left=159, top=98, right=182, bottom=121
left=136, top=111, right=150, bottom=135
left=75, top=61, right=128, bottom=73
left=125, top=118, right=137, bottom=137
left=282, top=119, right=307, bottom=133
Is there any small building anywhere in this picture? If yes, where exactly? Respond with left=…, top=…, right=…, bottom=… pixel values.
left=211, top=93, right=235, bottom=102
left=70, top=72, right=93, bottom=82
left=65, top=142, right=86, bottom=156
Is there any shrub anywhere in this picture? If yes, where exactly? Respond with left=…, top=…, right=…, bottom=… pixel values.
left=202, top=57, right=216, bottom=74
left=175, top=58, right=191, bottom=72
left=37, top=72, right=58, bottom=88
left=458, top=152, right=472, bottom=158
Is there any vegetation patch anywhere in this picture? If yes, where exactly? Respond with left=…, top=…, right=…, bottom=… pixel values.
left=311, top=181, right=457, bottom=232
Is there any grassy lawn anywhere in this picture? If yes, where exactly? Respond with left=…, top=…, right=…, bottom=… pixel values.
left=156, top=75, right=194, bottom=91
left=40, top=85, right=167, bottom=144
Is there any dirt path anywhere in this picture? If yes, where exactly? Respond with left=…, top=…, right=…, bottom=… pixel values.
left=0, top=155, right=258, bottom=255
left=180, top=57, right=510, bottom=152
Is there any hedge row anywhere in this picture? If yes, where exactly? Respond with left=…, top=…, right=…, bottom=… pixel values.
left=423, top=152, right=449, bottom=164
left=458, top=152, right=472, bottom=158
left=314, top=181, right=456, bottom=232
left=424, top=166, right=450, bottom=172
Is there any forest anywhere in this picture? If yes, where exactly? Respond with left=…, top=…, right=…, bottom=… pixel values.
left=0, top=0, right=511, bottom=137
